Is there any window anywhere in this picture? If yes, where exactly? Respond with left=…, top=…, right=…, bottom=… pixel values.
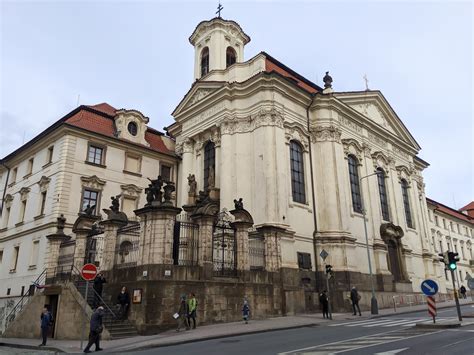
left=447, top=242, right=450, bottom=251
left=450, top=222, right=454, bottom=232
left=377, top=168, right=390, bottom=221
left=401, top=179, right=413, bottom=228
left=39, top=191, right=47, bottom=215
left=226, top=47, right=237, bottom=67
left=457, top=224, right=460, bottom=234
left=200, top=47, right=209, bottom=77
left=127, top=121, right=138, bottom=136
left=10, top=168, right=17, bottom=184
left=461, top=244, right=465, bottom=259
left=432, top=236, right=436, bottom=252
left=4, top=207, right=10, bottom=228
left=428, top=210, right=433, bottom=222
left=87, top=145, right=104, bottom=165
left=0, top=250, right=3, bottom=264
left=439, top=240, right=443, bottom=252
left=454, top=243, right=458, bottom=253
left=7, top=288, right=11, bottom=296
left=160, top=164, right=172, bottom=182
left=10, top=246, right=19, bottom=272
left=470, top=248, right=473, bottom=259
left=435, top=216, right=439, bottom=227
left=204, top=141, right=215, bottom=190
left=297, top=252, right=312, bottom=270
left=124, top=154, right=141, bottom=174
left=348, top=155, right=362, bottom=213
left=443, top=219, right=446, bottom=229
left=26, top=158, right=34, bottom=176
left=19, top=200, right=27, bottom=222
left=47, top=146, right=54, bottom=164
left=290, top=141, right=306, bottom=203
left=30, top=240, right=39, bottom=268
left=81, top=189, right=99, bottom=213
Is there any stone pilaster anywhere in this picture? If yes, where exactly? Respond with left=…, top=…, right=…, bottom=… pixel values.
left=230, top=208, right=254, bottom=271
left=135, top=205, right=182, bottom=266
left=72, top=214, right=101, bottom=271
left=45, top=234, right=71, bottom=279
left=257, top=225, right=283, bottom=272
left=193, top=215, right=215, bottom=267
left=100, top=219, right=127, bottom=270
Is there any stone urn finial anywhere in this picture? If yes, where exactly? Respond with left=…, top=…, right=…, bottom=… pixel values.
left=57, top=214, right=66, bottom=234
left=323, top=71, right=333, bottom=89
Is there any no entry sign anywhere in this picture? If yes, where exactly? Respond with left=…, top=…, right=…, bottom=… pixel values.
left=81, top=263, right=98, bottom=281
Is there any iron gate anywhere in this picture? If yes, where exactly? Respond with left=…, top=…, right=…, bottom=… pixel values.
left=85, top=224, right=104, bottom=266
left=212, top=209, right=236, bottom=277
left=173, top=213, right=199, bottom=266
left=115, top=222, right=140, bottom=268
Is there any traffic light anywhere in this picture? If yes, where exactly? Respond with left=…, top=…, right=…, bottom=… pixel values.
left=448, top=252, right=460, bottom=271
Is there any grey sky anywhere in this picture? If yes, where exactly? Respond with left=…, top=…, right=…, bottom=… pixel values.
left=1, top=0, right=472, bottom=209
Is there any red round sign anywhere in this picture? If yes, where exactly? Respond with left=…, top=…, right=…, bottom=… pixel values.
left=81, top=263, right=98, bottom=281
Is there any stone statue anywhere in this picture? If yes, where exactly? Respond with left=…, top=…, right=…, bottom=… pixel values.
left=187, top=174, right=197, bottom=196
left=145, top=183, right=154, bottom=205
left=57, top=214, right=66, bottom=234
left=83, top=204, right=96, bottom=216
left=163, top=181, right=176, bottom=205
left=323, top=71, right=333, bottom=89
left=233, top=198, right=244, bottom=210
left=110, top=195, right=121, bottom=213
left=145, top=175, right=164, bottom=205
left=208, top=166, right=215, bottom=189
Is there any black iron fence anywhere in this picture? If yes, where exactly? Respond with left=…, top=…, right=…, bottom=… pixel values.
left=249, top=236, right=265, bottom=270
left=115, top=223, right=140, bottom=269
left=173, top=213, right=199, bottom=266
left=213, top=210, right=237, bottom=277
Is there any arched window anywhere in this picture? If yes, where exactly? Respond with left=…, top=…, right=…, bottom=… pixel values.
left=377, top=168, right=390, bottom=221
left=348, top=155, right=362, bottom=213
left=204, top=141, right=215, bottom=190
left=226, top=47, right=236, bottom=68
left=401, top=179, right=413, bottom=228
left=201, top=47, right=209, bottom=77
left=290, top=140, right=305, bottom=203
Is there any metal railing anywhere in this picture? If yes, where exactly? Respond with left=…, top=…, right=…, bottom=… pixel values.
left=3, top=269, right=46, bottom=330
left=249, top=236, right=265, bottom=270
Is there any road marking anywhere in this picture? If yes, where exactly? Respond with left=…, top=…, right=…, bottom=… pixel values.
left=378, top=319, right=426, bottom=327
left=374, top=347, right=409, bottom=355
left=440, top=335, right=474, bottom=348
left=328, top=318, right=389, bottom=326
left=346, top=319, right=399, bottom=327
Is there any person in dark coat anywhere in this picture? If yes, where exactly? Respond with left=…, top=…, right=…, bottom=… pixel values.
left=39, top=306, right=53, bottom=346
left=460, top=285, right=467, bottom=299
left=350, top=286, right=362, bottom=316
left=242, top=297, right=250, bottom=324
left=93, top=273, right=106, bottom=308
left=84, top=306, right=104, bottom=353
left=116, top=286, right=130, bottom=320
left=176, top=295, right=190, bottom=332
left=319, top=290, right=329, bottom=319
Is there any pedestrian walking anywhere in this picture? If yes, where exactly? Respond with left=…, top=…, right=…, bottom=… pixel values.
left=350, top=286, right=362, bottom=316
left=460, top=285, right=467, bottom=299
left=242, top=297, right=250, bottom=324
left=39, top=306, right=53, bottom=346
left=116, top=286, right=130, bottom=320
left=176, top=295, right=190, bottom=332
left=187, top=292, right=197, bottom=329
left=93, top=272, right=107, bottom=308
left=319, top=290, right=329, bottom=319
left=83, top=306, right=104, bottom=353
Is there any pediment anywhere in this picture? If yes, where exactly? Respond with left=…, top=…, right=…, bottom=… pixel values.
left=335, top=91, right=420, bottom=151
left=173, top=82, right=224, bottom=117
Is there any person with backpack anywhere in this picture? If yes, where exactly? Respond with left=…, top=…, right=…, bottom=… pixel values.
left=350, top=286, right=362, bottom=316
left=187, top=292, right=198, bottom=329
left=39, top=306, right=53, bottom=346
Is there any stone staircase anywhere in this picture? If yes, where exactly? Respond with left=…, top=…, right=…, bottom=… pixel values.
left=74, top=280, right=138, bottom=339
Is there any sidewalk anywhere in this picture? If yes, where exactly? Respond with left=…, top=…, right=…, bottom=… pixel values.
left=1, top=298, right=472, bottom=354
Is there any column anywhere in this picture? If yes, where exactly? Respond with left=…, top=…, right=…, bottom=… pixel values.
left=135, top=205, right=182, bottom=266
left=45, top=234, right=71, bottom=279
left=257, top=226, right=283, bottom=272
left=193, top=214, right=214, bottom=267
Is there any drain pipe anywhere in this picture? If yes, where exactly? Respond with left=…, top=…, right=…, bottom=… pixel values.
left=306, top=93, right=320, bottom=291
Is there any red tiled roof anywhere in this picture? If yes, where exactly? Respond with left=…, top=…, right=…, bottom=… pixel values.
left=265, top=59, right=318, bottom=94
left=427, top=198, right=473, bottom=224
left=65, top=104, right=173, bottom=155
left=459, top=201, right=474, bottom=218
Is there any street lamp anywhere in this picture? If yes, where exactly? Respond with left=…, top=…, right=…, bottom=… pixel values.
left=360, top=171, right=382, bottom=315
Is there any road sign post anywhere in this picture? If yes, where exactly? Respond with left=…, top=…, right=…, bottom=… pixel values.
left=320, top=250, right=332, bottom=320
left=421, top=279, right=439, bottom=324
left=427, top=296, right=436, bottom=324
left=79, top=264, right=98, bottom=350
left=450, top=269, right=463, bottom=322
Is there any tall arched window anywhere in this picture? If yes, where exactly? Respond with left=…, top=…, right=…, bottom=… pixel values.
left=348, top=155, right=362, bottom=213
left=290, top=140, right=305, bottom=203
left=201, top=47, right=209, bottom=77
left=204, top=141, right=215, bottom=190
left=226, top=47, right=236, bottom=68
left=377, top=168, right=390, bottom=221
left=401, top=179, right=413, bottom=228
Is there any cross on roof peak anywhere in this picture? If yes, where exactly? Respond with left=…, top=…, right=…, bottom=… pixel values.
left=216, top=2, right=224, bottom=18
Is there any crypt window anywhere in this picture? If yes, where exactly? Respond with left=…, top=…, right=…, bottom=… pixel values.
left=290, top=140, right=306, bottom=204
left=297, top=252, right=312, bottom=270
left=200, top=47, right=209, bottom=77
left=376, top=168, right=390, bottom=221
left=226, top=47, right=237, bottom=67
left=400, top=179, right=413, bottom=228
left=87, top=144, right=105, bottom=165
left=347, top=155, right=362, bottom=213
left=81, top=189, right=99, bottom=214
left=203, top=141, right=215, bottom=191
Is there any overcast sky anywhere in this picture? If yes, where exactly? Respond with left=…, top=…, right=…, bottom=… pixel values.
left=1, top=0, right=472, bottom=209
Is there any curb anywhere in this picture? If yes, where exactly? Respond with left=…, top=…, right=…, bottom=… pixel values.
left=369, top=301, right=474, bottom=319
left=109, top=322, right=321, bottom=352
left=415, top=322, right=461, bottom=329
left=0, top=342, right=65, bottom=353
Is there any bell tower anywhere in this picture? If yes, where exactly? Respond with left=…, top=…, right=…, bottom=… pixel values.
left=189, top=17, right=251, bottom=80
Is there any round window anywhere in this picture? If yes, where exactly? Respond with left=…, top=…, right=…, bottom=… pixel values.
left=127, top=122, right=138, bottom=136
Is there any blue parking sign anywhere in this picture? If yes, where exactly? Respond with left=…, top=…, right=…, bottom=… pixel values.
left=421, top=279, right=439, bottom=296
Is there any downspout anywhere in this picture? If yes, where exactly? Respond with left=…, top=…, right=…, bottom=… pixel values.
left=0, top=161, right=10, bottom=214
left=306, top=94, right=320, bottom=291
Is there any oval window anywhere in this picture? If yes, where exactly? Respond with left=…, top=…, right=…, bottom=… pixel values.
left=128, top=122, right=138, bottom=136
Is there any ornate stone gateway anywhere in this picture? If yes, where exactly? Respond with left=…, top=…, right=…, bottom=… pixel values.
left=212, top=209, right=237, bottom=277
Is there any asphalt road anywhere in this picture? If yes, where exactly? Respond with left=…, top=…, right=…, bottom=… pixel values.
left=128, top=304, right=474, bottom=355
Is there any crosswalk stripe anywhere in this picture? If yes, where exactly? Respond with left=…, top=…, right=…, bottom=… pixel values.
left=381, top=318, right=426, bottom=327
left=346, top=319, right=401, bottom=327
left=329, top=318, right=389, bottom=326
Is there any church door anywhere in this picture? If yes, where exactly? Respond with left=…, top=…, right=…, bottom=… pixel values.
left=387, top=240, right=402, bottom=281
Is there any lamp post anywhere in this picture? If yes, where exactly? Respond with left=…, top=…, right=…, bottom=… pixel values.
left=360, top=171, right=381, bottom=315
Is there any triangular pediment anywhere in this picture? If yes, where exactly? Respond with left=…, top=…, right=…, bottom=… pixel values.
left=173, top=82, right=225, bottom=117
left=335, top=91, right=420, bottom=150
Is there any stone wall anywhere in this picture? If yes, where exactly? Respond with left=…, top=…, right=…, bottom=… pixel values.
left=3, top=292, right=46, bottom=338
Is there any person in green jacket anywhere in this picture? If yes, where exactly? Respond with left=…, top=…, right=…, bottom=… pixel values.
left=187, top=292, right=197, bottom=329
